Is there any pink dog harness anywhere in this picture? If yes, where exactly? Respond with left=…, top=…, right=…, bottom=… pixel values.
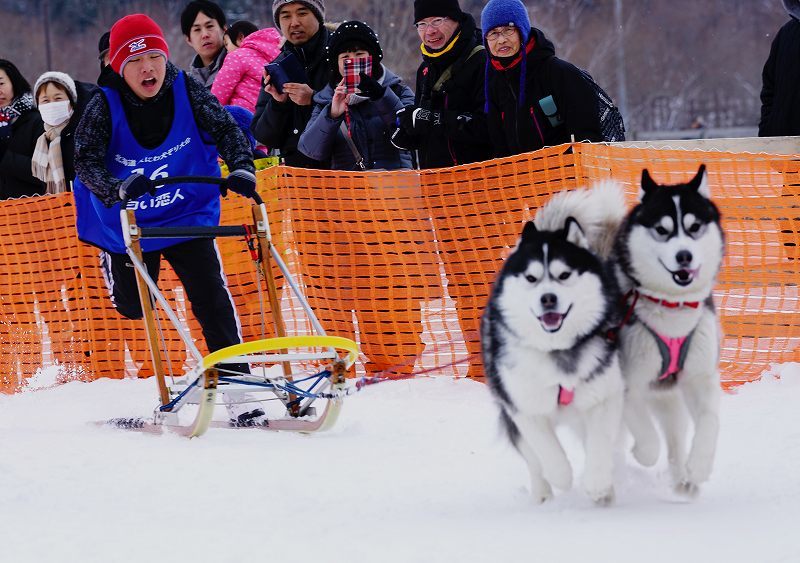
left=558, top=386, right=575, bottom=405
left=644, top=326, right=696, bottom=385
left=638, top=293, right=699, bottom=386
left=611, top=290, right=700, bottom=388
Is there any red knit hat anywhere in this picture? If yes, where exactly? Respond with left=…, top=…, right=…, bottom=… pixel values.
left=109, top=14, right=170, bottom=75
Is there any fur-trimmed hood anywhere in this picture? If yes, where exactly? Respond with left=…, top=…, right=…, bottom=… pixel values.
left=784, top=0, right=800, bottom=19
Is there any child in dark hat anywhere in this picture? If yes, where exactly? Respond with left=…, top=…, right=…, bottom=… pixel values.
left=298, top=20, right=414, bottom=171
left=97, top=31, right=116, bottom=87
left=481, top=0, right=604, bottom=156
left=98, top=31, right=111, bottom=67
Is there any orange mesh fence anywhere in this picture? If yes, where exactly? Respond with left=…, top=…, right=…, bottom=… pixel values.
left=0, top=144, right=797, bottom=393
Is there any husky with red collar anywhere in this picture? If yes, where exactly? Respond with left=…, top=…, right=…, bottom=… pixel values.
left=613, top=165, right=724, bottom=497
left=481, top=183, right=627, bottom=505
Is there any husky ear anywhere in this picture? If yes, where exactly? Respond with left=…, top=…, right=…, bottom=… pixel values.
left=564, top=216, right=589, bottom=249
left=521, top=220, right=538, bottom=241
left=689, top=164, right=710, bottom=198
left=641, top=168, right=658, bottom=198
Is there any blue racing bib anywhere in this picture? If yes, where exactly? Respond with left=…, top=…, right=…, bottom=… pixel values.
left=73, top=72, right=221, bottom=253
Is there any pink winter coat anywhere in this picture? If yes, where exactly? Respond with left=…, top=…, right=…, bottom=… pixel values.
left=211, top=28, right=282, bottom=113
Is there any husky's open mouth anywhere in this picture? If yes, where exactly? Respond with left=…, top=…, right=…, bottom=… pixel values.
left=672, top=269, right=696, bottom=286
left=537, top=306, right=571, bottom=333
left=660, top=261, right=700, bottom=287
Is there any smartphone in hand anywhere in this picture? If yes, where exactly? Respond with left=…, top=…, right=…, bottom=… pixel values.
left=265, top=51, right=308, bottom=94
left=343, top=56, right=372, bottom=95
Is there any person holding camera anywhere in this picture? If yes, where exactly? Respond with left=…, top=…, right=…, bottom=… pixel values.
left=251, top=0, right=330, bottom=168
left=74, top=14, right=265, bottom=426
left=298, top=21, right=414, bottom=171
left=391, top=0, right=490, bottom=169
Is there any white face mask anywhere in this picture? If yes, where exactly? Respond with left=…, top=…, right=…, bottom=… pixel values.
left=38, top=100, right=73, bottom=126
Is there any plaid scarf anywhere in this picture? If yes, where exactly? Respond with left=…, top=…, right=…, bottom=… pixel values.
left=0, top=92, right=35, bottom=141
left=0, top=92, right=35, bottom=124
left=31, top=120, right=70, bottom=194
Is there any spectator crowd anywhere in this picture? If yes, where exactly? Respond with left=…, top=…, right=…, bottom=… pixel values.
left=2, top=0, right=798, bottom=200
left=0, top=0, right=639, bottom=200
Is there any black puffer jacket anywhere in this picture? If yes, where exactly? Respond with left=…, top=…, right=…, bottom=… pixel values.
left=486, top=28, right=602, bottom=157
left=251, top=27, right=331, bottom=168
left=0, top=108, right=45, bottom=199
left=759, top=11, right=800, bottom=136
left=411, top=14, right=491, bottom=168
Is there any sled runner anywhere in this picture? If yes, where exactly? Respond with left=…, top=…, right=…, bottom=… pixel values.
left=101, top=176, right=359, bottom=437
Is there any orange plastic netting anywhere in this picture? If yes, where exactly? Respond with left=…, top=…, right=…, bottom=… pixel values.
left=0, top=144, right=797, bottom=393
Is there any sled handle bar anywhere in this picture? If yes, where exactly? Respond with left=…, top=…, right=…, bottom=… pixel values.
left=150, top=175, right=264, bottom=205
left=138, top=225, right=250, bottom=239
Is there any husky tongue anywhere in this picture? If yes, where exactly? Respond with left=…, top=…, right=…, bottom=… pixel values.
left=540, top=312, right=563, bottom=330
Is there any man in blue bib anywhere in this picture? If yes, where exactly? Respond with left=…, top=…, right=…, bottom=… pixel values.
left=74, top=14, right=264, bottom=426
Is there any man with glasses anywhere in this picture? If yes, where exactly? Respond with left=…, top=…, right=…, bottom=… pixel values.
left=391, top=0, right=490, bottom=169
left=481, top=0, right=603, bottom=156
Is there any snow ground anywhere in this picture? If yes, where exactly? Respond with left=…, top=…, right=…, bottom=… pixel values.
left=2, top=364, right=799, bottom=563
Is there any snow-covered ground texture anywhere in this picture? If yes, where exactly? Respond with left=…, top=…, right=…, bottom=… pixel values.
left=2, top=364, right=799, bottom=563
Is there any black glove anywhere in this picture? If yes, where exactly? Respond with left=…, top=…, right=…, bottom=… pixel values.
left=395, top=106, right=415, bottom=135
left=118, top=173, right=155, bottom=201
left=357, top=71, right=385, bottom=101
left=390, top=127, right=415, bottom=151
left=220, top=169, right=257, bottom=199
left=410, top=107, right=442, bottom=134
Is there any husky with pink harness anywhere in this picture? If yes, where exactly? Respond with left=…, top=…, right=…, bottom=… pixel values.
left=613, top=165, right=724, bottom=497
left=481, top=183, right=627, bottom=505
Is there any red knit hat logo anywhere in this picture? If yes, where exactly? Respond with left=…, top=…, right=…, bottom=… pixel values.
left=109, top=14, right=170, bottom=75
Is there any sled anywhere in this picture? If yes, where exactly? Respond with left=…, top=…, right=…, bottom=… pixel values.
left=100, top=176, right=359, bottom=437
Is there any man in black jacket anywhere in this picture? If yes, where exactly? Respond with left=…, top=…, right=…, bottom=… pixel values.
left=391, top=0, right=491, bottom=169
left=760, top=1, right=800, bottom=264
left=759, top=0, right=800, bottom=136
left=251, top=0, right=329, bottom=168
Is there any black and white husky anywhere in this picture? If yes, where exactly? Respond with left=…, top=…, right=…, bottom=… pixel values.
left=615, top=165, right=724, bottom=497
left=481, top=184, right=627, bottom=505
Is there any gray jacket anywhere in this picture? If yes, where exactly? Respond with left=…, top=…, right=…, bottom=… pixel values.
left=298, top=67, right=414, bottom=171
left=188, top=48, right=226, bottom=88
